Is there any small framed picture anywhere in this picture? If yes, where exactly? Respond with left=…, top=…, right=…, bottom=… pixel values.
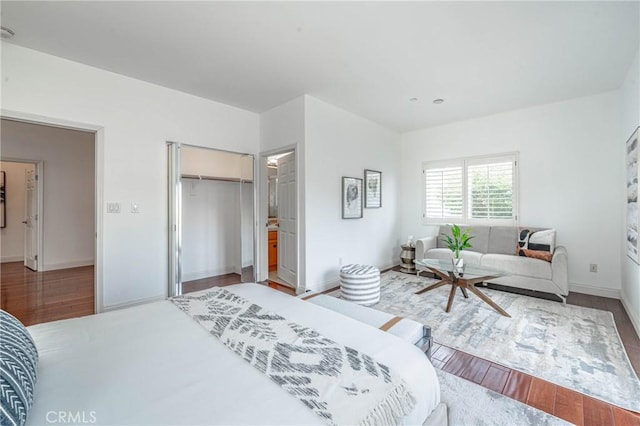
left=342, top=177, right=363, bottom=219
left=364, top=169, right=381, bottom=208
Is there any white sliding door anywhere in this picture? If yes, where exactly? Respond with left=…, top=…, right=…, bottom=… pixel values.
left=167, top=142, right=182, bottom=297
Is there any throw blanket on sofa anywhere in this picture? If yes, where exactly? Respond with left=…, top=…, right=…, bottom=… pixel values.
left=170, top=287, right=416, bottom=426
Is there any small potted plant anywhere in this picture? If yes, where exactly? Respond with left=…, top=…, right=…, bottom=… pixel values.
left=442, top=225, right=473, bottom=269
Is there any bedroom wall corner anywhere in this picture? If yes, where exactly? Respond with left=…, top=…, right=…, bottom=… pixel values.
left=1, top=120, right=95, bottom=271
left=399, top=91, right=622, bottom=298
left=303, top=96, right=401, bottom=292
left=619, top=48, right=640, bottom=337
left=259, top=96, right=307, bottom=288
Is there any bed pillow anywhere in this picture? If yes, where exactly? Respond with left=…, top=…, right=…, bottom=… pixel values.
left=0, top=310, right=38, bottom=426
left=516, top=228, right=555, bottom=262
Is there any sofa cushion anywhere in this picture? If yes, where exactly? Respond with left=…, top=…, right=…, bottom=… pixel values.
left=481, top=253, right=552, bottom=280
left=517, top=228, right=555, bottom=262
left=488, top=226, right=518, bottom=255
left=425, top=248, right=483, bottom=265
left=437, top=225, right=489, bottom=254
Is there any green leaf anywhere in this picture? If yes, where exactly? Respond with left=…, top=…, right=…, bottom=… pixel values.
left=443, top=224, right=473, bottom=255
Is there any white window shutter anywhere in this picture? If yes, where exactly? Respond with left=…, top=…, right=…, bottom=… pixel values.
left=467, top=160, right=514, bottom=220
left=424, top=165, right=463, bottom=221
left=423, top=153, right=518, bottom=225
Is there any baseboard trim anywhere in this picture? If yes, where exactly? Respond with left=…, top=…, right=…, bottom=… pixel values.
left=1, top=256, right=24, bottom=263
left=380, top=262, right=399, bottom=273
left=182, top=267, right=237, bottom=282
left=314, top=279, right=340, bottom=293
left=620, top=295, right=640, bottom=341
left=42, top=260, right=94, bottom=271
left=311, top=262, right=399, bottom=293
left=568, top=283, right=620, bottom=299
left=103, top=295, right=165, bottom=312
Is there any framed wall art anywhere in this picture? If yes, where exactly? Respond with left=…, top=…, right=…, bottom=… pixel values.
left=626, top=126, right=639, bottom=263
left=342, top=176, right=363, bottom=219
left=364, top=169, right=381, bottom=208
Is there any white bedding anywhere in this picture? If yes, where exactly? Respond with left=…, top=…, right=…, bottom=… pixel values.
left=26, top=284, right=440, bottom=425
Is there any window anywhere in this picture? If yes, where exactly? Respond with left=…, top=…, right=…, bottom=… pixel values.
left=423, top=153, right=518, bottom=225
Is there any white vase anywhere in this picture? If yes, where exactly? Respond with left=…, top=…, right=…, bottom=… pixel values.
left=452, top=258, right=464, bottom=269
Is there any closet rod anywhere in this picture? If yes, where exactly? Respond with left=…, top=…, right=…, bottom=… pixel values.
left=182, top=174, right=253, bottom=184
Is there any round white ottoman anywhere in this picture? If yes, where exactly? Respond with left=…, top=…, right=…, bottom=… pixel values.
left=339, top=264, right=381, bottom=305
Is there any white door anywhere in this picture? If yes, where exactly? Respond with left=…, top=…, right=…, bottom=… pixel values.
left=277, top=152, right=297, bottom=286
left=24, top=168, right=38, bottom=271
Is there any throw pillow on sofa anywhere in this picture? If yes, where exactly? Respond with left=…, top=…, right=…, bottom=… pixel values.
left=517, top=228, right=555, bottom=262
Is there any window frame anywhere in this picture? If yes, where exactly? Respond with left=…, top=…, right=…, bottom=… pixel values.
left=422, top=152, right=519, bottom=226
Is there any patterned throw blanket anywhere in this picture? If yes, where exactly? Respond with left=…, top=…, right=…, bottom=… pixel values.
left=170, top=287, right=416, bottom=426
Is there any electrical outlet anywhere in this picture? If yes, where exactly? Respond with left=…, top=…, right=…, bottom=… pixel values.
left=338, top=257, right=343, bottom=267
left=589, top=264, right=598, bottom=273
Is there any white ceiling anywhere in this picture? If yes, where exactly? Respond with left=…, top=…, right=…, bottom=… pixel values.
left=2, top=1, right=639, bottom=131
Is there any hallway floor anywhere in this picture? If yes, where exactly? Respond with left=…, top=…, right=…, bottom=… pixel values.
left=0, top=261, right=94, bottom=326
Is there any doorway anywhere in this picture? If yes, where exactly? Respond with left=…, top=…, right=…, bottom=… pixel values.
left=167, top=143, right=256, bottom=297
left=0, top=118, right=97, bottom=325
left=262, top=149, right=297, bottom=291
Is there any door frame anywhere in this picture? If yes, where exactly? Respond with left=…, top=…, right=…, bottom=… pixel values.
left=258, top=145, right=301, bottom=292
left=1, top=109, right=104, bottom=313
left=0, top=159, right=44, bottom=270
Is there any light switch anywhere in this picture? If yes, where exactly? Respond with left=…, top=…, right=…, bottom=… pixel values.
left=131, top=203, right=140, bottom=213
left=107, top=202, right=120, bottom=213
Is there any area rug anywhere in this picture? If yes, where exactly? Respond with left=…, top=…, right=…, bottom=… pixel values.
left=437, top=369, right=570, bottom=425
left=330, top=271, right=640, bottom=412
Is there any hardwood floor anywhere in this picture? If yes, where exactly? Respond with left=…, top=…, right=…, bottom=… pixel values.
left=3, top=261, right=638, bottom=423
left=182, top=273, right=243, bottom=294
left=0, top=261, right=94, bottom=326
left=0, top=263, right=289, bottom=324
left=266, top=281, right=296, bottom=295
left=432, top=342, right=640, bottom=425
left=182, top=272, right=296, bottom=295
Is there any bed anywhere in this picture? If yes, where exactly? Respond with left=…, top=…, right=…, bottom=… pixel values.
left=9, top=283, right=442, bottom=425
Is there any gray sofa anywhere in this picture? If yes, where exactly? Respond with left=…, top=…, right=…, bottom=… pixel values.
left=415, top=225, right=568, bottom=302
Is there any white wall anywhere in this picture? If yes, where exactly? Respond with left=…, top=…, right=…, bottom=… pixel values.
left=260, top=96, right=305, bottom=153
left=258, top=96, right=306, bottom=287
left=1, top=120, right=95, bottom=270
left=1, top=43, right=260, bottom=309
left=620, top=49, right=640, bottom=335
left=181, top=180, right=254, bottom=281
left=400, top=91, right=621, bottom=297
left=241, top=181, right=254, bottom=268
left=304, top=97, right=401, bottom=291
left=259, top=95, right=402, bottom=292
left=181, top=178, right=240, bottom=281
left=0, top=161, right=34, bottom=262
left=181, top=146, right=255, bottom=275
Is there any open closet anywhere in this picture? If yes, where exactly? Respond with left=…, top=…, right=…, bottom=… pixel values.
left=168, top=143, right=254, bottom=296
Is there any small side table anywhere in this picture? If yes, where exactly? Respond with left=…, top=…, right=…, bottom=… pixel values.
left=400, top=244, right=416, bottom=273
